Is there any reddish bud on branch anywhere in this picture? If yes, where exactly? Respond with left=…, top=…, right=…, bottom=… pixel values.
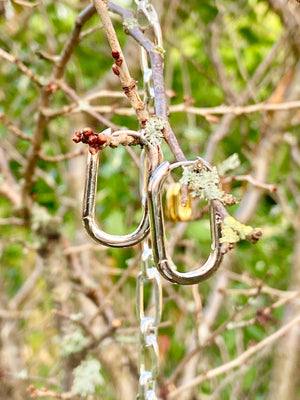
left=111, top=50, right=123, bottom=66
left=112, top=64, right=120, bottom=76
left=72, top=127, right=107, bottom=154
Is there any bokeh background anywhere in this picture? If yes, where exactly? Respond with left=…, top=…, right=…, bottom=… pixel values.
left=1, top=0, right=300, bottom=399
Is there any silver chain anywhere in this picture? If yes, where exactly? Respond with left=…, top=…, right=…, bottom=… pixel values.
left=136, top=2, right=163, bottom=396
left=137, top=240, right=162, bottom=400
left=135, top=0, right=163, bottom=106
left=137, top=149, right=162, bottom=399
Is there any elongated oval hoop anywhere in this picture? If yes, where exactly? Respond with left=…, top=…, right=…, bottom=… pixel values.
left=82, top=129, right=157, bottom=248
left=148, top=160, right=223, bottom=284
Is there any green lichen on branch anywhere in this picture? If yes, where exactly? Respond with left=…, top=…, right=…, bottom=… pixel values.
left=144, top=116, right=166, bottom=146
left=31, top=204, right=61, bottom=239
left=61, top=329, right=89, bottom=356
left=180, top=164, right=224, bottom=201
left=123, top=17, right=139, bottom=33
left=218, top=153, right=240, bottom=175
left=71, top=359, right=104, bottom=396
left=220, top=216, right=262, bottom=244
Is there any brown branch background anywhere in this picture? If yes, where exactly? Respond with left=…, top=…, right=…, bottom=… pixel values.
left=0, top=1, right=300, bottom=400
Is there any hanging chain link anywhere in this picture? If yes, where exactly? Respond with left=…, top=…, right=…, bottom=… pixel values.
left=136, top=2, right=163, bottom=397
left=137, top=153, right=162, bottom=399
left=135, top=0, right=163, bottom=106
left=137, top=241, right=162, bottom=400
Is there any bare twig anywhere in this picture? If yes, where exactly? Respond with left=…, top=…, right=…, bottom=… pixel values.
left=93, top=0, right=148, bottom=124
left=222, top=174, right=277, bottom=193
left=27, top=386, right=75, bottom=399
left=0, top=217, right=24, bottom=226
left=42, top=99, right=300, bottom=121
left=209, top=20, right=237, bottom=103
left=55, top=4, right=96, bottom=80
left=168, top=313, right=300, bottom=399
left=283, top=133, right=300, bottom=168
left=89, top=257, right=138, bottom=324
left=11, top=0, right=41, bottom=7
left=80, top=23, right=104, bottom=40
left=54, top=79, right=118, bottom=128
left=0, top=114, right=33, bottom=141
left=9, top=256, right=44, bottom=310
left=39, top=148, right=86, bottom=162
left=0, top=310, right=29, bottom=319
left=21, top=4, right=96, bottom=218
left=170, top=100, right=300, bottom=117
left=204, top=33, right=285, bottom=162
left=0, top=48, right=44, bottom=87
left=52, top=309, right=96, bottom=340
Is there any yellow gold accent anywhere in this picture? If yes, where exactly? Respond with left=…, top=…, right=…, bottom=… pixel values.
left=165, top=183, right=192, bottom=222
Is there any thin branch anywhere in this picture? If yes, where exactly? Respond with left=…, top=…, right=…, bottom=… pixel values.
left=204, top=33, right=285, bottom=162
left=52, top=309, right=96, bottom=340
left=55, top=4, right=96, bottom=80
left=0, top=217, right=24, bottom=226
left=222, top=174, right=277, bottom=193
left=0, top=113, right=33, bottom=141
left=11, top=0, right=41, bottom=7
left=9, top=256, right=44, bottom=310
left=283, top=133, right=300, bottom=168
left=110, top=2, right=186, bottom=162
left=63, top=243, right=106, bottom=255
left=209, top=20, right=238, bottom=103
left=174, top=100, right=300, bottom=117
left=93, top=0, right=148, bottom=124
left=210, top=348, right=270, bottom=400
left=0, top=309, right=29, bottom=319
left=0, top=48, right=44, bottom=87
left=0, top=182, right=21, bottom=207
left=80, top=23, right=104, bottom=40
left=227, top=290, right=300, bottom=330
left=27, top=386, right=75, bottom=399
left=166, top=297, right=253, bottom=387
left=168, top=313, right=300, bottom=399
left=89, top=257, right=138, bottom=324
left=54, top=79, right=118, bottom=129
left=41, top=99, right=300, bottom=120
left=0, top=147, right=22, bottom=207
left=224, top=271, right=297, bottom=298
left=21, top=4, right=96, bottom=218
left=39, top=148, right=86, bottom=162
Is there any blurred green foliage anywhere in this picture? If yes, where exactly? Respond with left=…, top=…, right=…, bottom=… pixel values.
left=0, top=0, right=299, bottom=399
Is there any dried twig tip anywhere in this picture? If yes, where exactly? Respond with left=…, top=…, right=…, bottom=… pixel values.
left=72, top=127, right=107, bottom=154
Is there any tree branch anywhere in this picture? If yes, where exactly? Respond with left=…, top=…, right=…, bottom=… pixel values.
left=168, top=313, right=300, bottom=399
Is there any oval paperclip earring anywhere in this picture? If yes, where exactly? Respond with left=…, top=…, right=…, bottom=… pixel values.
left=148, top=160, right=223, bottom=285
left=82, top=128, right=157, bottom=248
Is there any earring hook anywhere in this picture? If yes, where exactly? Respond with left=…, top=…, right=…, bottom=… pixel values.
left=147, top=160, right=223, bottom=284
left=82, top=128, right=158, bottom=248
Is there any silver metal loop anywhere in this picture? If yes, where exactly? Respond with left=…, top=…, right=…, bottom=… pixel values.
left=82, top=129, right=157, bottom=248
left=135, top=2, right=163, bottom=398
left=138, top=371, right=157, bottom=400
left=137, top=268, right=162, bottom=325
left=137, top=1, right=163, bottom=46
left=138, top=322, right=159, bottom=377
left=145, top=390, right=157, bottom=400
left=141, top=47, right=155, bottom=106
left=148, top=160, right=223, bottom=285
left=137, top=154, right=162, bottom=399
left=137, top=0, right=163, bottom=108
